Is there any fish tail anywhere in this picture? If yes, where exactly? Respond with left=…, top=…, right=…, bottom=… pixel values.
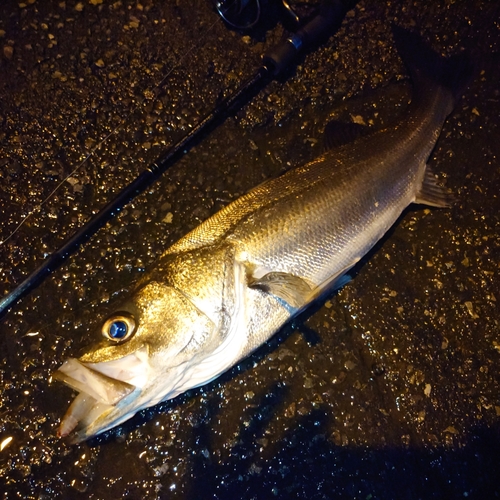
left=392, top=25, right=474, bottom=114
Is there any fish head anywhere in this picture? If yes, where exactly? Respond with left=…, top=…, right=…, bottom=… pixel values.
left=53, top=280, right=217, bottom=443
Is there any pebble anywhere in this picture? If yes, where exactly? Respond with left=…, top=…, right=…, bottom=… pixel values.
left=3, top=45, right=13, bottom=59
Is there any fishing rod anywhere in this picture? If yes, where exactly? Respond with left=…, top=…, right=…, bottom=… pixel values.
left=0, top=0, right=356, bottom=319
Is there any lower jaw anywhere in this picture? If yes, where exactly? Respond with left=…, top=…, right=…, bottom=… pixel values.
left=58, top=392, right=113, bottom=439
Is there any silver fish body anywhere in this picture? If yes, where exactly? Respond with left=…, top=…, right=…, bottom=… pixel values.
left=53, top=27, right=471, bottom=442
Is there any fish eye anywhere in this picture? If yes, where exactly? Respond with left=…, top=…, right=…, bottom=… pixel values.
left=102, top=312, right=137, bottom=342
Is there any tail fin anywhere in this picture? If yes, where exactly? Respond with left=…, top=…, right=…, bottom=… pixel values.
left=391, top=25, right=474, bottom=112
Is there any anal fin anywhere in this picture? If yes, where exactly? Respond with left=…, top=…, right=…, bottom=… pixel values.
left=415, top=167, right=455, bottom=208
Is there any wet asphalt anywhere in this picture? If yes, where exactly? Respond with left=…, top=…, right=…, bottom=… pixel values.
left=0, top=0, right=499, bottom=498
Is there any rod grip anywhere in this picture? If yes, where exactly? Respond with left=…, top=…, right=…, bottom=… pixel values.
left=263, top=0, right=353, bottom=76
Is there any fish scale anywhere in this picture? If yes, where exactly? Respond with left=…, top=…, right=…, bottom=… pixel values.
left=53, top=27, right=472, bottom=442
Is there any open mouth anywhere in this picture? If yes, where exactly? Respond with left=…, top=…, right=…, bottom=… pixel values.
left=52, top=359, right=136, bottom=439
left=52, top=346, right=149, bottom=442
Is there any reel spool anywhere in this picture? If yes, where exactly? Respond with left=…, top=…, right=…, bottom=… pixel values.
left=214, top=0, right=301, bottom=31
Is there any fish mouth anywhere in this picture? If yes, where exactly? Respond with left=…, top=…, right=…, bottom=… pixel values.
left=52, top=347, right=149, bottom=443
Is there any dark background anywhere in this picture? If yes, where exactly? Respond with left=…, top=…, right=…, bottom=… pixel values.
left=0, top=0, right=499, bottom=498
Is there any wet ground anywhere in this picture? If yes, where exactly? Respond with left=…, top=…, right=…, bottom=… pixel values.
left=0, top=0, right=499, bottom=498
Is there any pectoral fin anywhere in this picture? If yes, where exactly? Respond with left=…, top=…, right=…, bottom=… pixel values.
left=248, top=256, right=360, bottom=313
left=248, top=272, right=315, bottom=311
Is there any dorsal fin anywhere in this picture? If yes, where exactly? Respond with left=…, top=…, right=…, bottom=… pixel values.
left=323, top=120, right=371, bottom=151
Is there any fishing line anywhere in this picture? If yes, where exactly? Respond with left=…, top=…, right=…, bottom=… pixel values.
left=0, top=4, right=227, bottom=247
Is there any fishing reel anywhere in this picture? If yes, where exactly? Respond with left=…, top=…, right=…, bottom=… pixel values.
left=213, top=0, right=302, bottom=31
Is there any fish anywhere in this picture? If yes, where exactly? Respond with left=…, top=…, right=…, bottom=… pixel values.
left=52, top=26, right=472, bottom=443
